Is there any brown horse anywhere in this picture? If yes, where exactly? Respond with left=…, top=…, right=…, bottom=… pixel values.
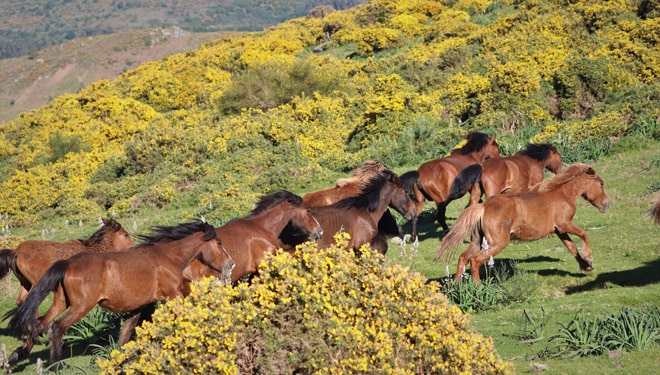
left=185, top=191, right=323, bottom=283
left=297, top=170, right=416, bottom=251
left=302, top=161, right=403, bottom=254
left=400, top=132, right=500, bottom=238
left=435, top=163, right=611, bottom=283
left=480, top=143, right=562, bottom=198
left=0, top=218, right=135, bottom=307
left=5, top=220, right=234, bottom=365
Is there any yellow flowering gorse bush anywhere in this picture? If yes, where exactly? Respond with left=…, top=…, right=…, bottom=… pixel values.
left=98, top=235, right=513, bottom=374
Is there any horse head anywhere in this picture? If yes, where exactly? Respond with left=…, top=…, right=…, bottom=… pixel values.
left=581, top=166, right=611, bottom=213
left=197, top=224, right=235, bottom=284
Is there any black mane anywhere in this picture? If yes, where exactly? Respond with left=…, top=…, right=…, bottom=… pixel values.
left=333, top=172, right=390, bottom=212
left=79, top=218, right=123, bottom=246
left=136, top=220, right=216, bottom=245
left=456, top=132, right=493, bottom=155
left=520, top=143, right=556, bottom=161
left=250, top=190, right=303, bottom=216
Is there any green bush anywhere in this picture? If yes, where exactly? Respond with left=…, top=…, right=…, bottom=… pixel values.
left=99, top=235, right=513, bottom=374
left=541, top=306, right=660, bottom=359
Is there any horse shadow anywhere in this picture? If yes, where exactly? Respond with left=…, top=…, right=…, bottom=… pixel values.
left=565, top=258, right=660, bottom=294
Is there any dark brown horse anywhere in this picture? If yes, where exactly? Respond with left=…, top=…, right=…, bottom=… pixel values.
left=400, top=132, right=500, bottom=238
left=435, top=164, right=611, bottom=283
left=480, top=143, right=562, bottom=198
left=298, top=170, right=416, bottom=251
left=184, top=191, right=323, bottom=283
left=0, top=218, right=135, bottom=307
left=5, top=221, right=234, bottom=365
left=302, top=161, right=403, bottom=254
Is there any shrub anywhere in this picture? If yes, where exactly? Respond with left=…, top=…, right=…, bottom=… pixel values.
left=541, top=306, right=660, bottom=359
left=98, top=235, right=513, bottom=374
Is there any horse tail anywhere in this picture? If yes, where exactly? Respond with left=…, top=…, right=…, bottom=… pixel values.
left=447, top=164, right=482, bottom=202
left=643, top=193, right=660, bottom=224
left=0, top=249, right=17, bottom=281
left=5, top=259, right=69, bottom=338
left=434, top=204, right=484, bottom=262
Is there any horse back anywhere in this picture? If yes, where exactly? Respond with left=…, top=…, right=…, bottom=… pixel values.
left=14, top=240, right=86, bottom=287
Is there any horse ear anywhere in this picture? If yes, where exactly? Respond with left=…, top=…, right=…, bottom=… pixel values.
left=586, top=167, right=596, bottom=175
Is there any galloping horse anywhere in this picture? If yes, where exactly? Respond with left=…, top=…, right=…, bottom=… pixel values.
left=435, top=164, right=611, bottom=283
left=185, top=191, right=323, bottom=282
left=302, top=161, right=403, bottom=254
left=5, top=221, right=234, bottom=365
left=301, top=170, right=416, bottom=251
left=0, top=218, right=135, bottom=307
left=401, top=132, right=500, bottom=238
left=480, top=143, right=562, bottom=198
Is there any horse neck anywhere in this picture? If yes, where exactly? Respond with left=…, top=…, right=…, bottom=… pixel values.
left=554, top=176, right=589, bottom=203
left=247, top=206, right=293, bottom=237
left=158, top=234, right=206, bottom=269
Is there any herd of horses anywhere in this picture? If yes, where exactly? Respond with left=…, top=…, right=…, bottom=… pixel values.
left=0, top=130, right=645, bottom=367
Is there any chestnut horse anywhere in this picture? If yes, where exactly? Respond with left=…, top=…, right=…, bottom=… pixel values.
left=302, top=161, right=403, bottom=254
left=400, top=132, right=500, bottom=238
left=435, top=164, right=611, bottom=283
left=0, top=218, right=135, bottom=307
left=5, top=221, right=234, bottom=365
left=185, top=191, right=323, bottom=282
left=480, top=143, right=562, bottom=198
left=296, top=170, right=416, bottom=251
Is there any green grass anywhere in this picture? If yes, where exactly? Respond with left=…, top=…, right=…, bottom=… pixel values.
left=1, top=145, right=659, bottom=374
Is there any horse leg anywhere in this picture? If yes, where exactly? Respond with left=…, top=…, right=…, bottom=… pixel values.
left=9, top=288, right=68, bottom=363
left=453, top=238, right=481, bottom=282
left=15, top=286, right=28, bottom=306
left=411, top=185, right=425, bottom=240
left=466, top=231, right=509, bottom=283
left=437, top=201, right=450, bottom=232
left=118, top=310, right=143, bottom=345
left=49, top=304, right=96, bottom=363
left=554, top=225, right=594, bottom=271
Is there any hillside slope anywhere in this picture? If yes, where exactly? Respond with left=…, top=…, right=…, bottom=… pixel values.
left=0, top=0, right=658, bottom=228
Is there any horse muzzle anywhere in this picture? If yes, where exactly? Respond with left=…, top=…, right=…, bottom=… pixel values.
left=310, top=228, right=324, bottom=242
left=599, top=200, right=611, bottom=213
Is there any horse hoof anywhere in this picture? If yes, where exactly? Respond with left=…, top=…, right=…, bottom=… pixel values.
left=582, top=265, right=594, bottom=272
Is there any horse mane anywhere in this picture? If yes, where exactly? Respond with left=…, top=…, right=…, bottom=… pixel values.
left=250, top=190, right=303, bottom=216
left=335, top=160, right=388, bottom=188
left=519, top=143, right=556, bottom=161
left=533, top=163, right=594, bottom=193
left=333, top=172, right=390, bottom=212
left=454, top=132, right=493, bottom=155
left=79, top=218, right=123, bottom=246
left=136, top=220, right=216, bottom=245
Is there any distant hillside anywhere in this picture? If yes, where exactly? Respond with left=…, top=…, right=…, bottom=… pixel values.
left=0, top=27, right=229, bottom=123
left=0, top=0, right=367, bottom=58
left=0, top=0, right=367, bottom=123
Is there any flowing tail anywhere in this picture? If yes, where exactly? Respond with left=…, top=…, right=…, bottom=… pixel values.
left=643, top=193, right=660, bottom=225
left=434, top=204, right=485, bottom=261
left=5, top=259, right=69, bottom=338
left=447, top=164, right=482, bottom=202
left=0, top=249, right=17, bottom=281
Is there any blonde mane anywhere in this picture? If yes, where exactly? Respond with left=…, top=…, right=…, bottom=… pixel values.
left=335, top=160, right=388, bottom=188
left=532, top=163, right=593, bottom=193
